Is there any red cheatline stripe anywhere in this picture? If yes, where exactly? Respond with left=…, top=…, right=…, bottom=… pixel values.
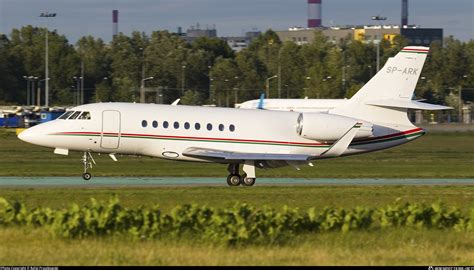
left=51, top=127, right=424, bottom=147
left=402, top=48, right=429, bottom=53
left=353, top=128, right=423, bottom=143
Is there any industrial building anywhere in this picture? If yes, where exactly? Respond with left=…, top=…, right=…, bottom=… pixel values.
left=276, top=26, right=443, bottom=47
left=182, top=23, right=218, bottom=43
left=276, top=0, right=443, bottom=47
left=172, top=24, right=261, bottom=52
left=221, top=31, right=262, bottom=52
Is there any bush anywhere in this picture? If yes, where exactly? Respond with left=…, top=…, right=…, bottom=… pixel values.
left=0, top=197, right=471, bottom=245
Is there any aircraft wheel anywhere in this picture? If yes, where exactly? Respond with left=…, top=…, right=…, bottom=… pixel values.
left=227, top=174, right=241, bottom=186
left=82, top=172, right=92, bottom=181
left=242, top=175, right=256, bottom=187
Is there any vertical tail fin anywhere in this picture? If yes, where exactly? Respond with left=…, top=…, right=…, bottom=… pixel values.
left=331, top=46, right=429, bottom=126
left=257, top=93, right=265, bottom=110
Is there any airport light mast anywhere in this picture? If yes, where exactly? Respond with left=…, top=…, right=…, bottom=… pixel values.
left=371, top=15, right=387, bottom=72
left=39, top=12, right=56, bottom=107
left=265, top=75, right=278, bottom=98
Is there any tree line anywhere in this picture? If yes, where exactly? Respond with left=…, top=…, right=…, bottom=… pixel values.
left=0, top=25, right=473, bottom=108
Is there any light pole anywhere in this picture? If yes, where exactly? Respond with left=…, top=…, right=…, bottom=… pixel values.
left=208, top=65, right=212, bottom=102
left=139, top=47, right=146, bottom=103
left=30, top=77, right=38, bottom=106
left=73, top=76, right=82, bottom=105
left=459, top=74, right=470, bottom=123
left=80, top=60, right=84, bottom=105
left=37, top=78, right=49, bottom=106
left=181, top=64, right=187, bottom=96
left=140, top=77, right=154, bottom=103
left=233, top=76, right=240, bottom=105
left=278, top=47, right=283, bottom=98
left=342, top=65, right=350, bottom=96
left=322, top=76, right=332, bottom=99
left=23, top=76, right=39, bottom=105
left=39, top=12, right=57, bottom=107
left=23, top=76, right=31, bottom=106
left=224, top=79, right=230, bottom=107
left=306, top=76, right=331, bottom=98
left=371, top=15, right=387, bottom=72
left=265, top=75, right=278, bottom=98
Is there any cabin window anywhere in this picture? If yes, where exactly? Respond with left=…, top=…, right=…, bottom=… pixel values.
left=195, top=123, right=201, bottom=130
left=174, top=122, right=180, bottom=129
left=229, top=125, right=235, bottom=132
left=163, top=121, right=169, bottom=129
left=68, top=111, right=82, bottom=120
left=77, top=111, right=91, bottom=120
left=142, top=120, right=148, bottom=128
left=219, top=124, right=224, bottom=131
left=207, top=123, right=213, bottom=131
left=152, top=121, right=158, bottom=128
left=58, top=111, right=73, bottom=120
left=184, top=122, right=190, bottom=130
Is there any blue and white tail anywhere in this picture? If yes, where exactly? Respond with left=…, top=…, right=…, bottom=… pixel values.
left=331, top=46, right=451, bottom=126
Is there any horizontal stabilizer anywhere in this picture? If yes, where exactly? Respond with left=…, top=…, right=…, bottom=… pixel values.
left=366, top=99, right=453, bottom=110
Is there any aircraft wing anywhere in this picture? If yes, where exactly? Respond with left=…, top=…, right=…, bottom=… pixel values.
left=183, top=122, right=363, bottom=162
left=183, top=147, right=313, bottom=162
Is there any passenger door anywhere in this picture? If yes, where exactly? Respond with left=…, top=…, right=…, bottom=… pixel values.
left=101, top=110, right=121, bottom=149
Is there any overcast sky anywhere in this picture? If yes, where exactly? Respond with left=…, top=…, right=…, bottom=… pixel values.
left=0, top=0, right=472, bottom=43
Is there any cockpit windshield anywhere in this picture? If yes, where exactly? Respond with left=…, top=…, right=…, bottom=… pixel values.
left=58, top=111, right=73, bottom=119
left=68, top=111, right=82, bottom=120
left=77, top=111, right=91, bottom=120
left=57, top=111, right=92, bottom=120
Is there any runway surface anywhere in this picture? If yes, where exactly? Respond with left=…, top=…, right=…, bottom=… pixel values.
left=0, top=177, right=473, bottom=187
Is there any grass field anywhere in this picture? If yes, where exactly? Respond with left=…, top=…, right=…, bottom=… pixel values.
left=1, top=227, right=473, bottom=266
left=0, top=128, right=473, bottom=178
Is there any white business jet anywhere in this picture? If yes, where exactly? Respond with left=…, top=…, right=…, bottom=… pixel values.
left=18, top=46, right=451, bottom=186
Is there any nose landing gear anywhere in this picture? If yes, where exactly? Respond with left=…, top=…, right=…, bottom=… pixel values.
left=83, top=172, right=92, bottom=181
left=82, top=151, right=96, bottom=181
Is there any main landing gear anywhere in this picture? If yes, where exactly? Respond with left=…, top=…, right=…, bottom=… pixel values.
left=82, top=151, right=96, bottom=181
left=226, top=162, right=257, bottom=187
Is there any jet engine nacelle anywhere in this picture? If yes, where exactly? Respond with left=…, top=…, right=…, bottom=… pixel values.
left=296, top=113, right=373, bottom=141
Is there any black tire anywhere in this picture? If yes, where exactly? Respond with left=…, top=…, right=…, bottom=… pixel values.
left=82, top=172, right=92, bottom=181
left=226, top=174, right=241, bottom=186
left=242, top=176, right=256, bottom=187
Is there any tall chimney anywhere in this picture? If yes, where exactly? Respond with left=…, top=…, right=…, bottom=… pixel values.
left=308, top=0, right=322, bottom=28
left=401, top=0, right=408, bottom=27
left=113, top=10, right=119, bottom=37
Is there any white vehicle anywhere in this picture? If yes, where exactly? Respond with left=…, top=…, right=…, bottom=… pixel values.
left=18, top=46, right=451, bottom=186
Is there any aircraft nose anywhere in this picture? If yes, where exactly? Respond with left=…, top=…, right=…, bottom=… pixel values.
left=17, top=127, right=34, bottom=144
left=17, top=124, right=51, bottom=146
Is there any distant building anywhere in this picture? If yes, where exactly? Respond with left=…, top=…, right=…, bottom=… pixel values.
left=221, top=31, right=262, bottom=52
left=175, top=24, right=261, bottom=52
left=223, top=38, right=249, bottom=53
left=276, top=25, right=443, bottom=47
left=182, top=23, right=217, bottom=43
